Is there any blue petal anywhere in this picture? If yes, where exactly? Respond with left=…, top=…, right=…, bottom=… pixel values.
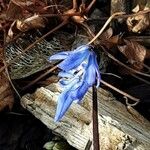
left=55, top=78, right=79, bottom=121
left=84, top=51, right=101, bottom=87
left=57, top=94, right=74, bottom=121
left=83, top=54, right=96, bottom=86
left=58, top=71, right=74, bottom=78
left=85, top=66, right=96, bottom=86
left=48, top=51, right=70, bottom=62
left=73, top=45, right=90, bottom=53
left=93, top=53, right=101, bottom=87
left=71, top=81, right=89, bottom=101
left=54, top=77, right=79, bottom=121
left=59, top=75, right=79, bottom=87
left=54, top=90, right=70, bottom=121
left=58, top=46, right=90, bottom=71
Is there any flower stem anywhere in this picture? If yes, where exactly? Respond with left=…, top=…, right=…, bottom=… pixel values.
left=92, top=86, right=100, bottom=150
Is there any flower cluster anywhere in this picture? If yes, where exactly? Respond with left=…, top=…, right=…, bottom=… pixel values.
left=49, top=45, right=101, bottom=121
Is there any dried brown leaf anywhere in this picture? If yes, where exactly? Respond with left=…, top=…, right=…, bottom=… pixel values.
left=127, top=4, right=150, bottom=33
left=97, top=27, right=121, bottom=49
left=100, top=27, right=113, bottom=40
left=0, top=64, right=14, bottom=111
left=11, top=0, right=34, bottom=7
left=6, top=1, right=23, bottom=20
left=108, top=35, right=120, bottom=44
left=16, top=15, right=46, bottom=32
left=118, top=40, right=147, bottom=70
left=127, top=13, right=150, bottom=33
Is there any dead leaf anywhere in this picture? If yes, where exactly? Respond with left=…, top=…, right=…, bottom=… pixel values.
left=100, top=27, right=113, bottom=40
left=0, top=70, right=14, bottom=111
left=118, top=40, right=147, bottom=70
left=6, top=14, right=46, bottom=41
left=127, top=13, right=150, bottom=33
left=16, top=14, right=47, bottom=32
left=127, top=4, right=150, bottom=33
left=0, top=59, right=14, bottom=111
left=6, top=0, right=23, bottom=20
left=99, top=28, right=121, bottom=49
left=7, top=21, right=16, bottom=42
left=11, top=0, right=34, bottom=7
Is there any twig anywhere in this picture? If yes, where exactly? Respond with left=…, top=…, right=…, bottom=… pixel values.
left=84, top=140, right=92, bottom=150
left=38, top=8, right=150, bottom=19
left=22, top=65, right=58, bottom=90
left=88, top=12, right=125, bottom=45
left=104, top=50, right=150, bottom=77
left=131, top=74, right=150, bottom=85
left=80, top=22, right=95, bottom=38
left=85, top=0, right=96, bottom=13
left=101, top=72, right=122, bottom=79
left=116, top=9, right=150, bottom=19
left=100, top=79, right=139, bottom=102
left=39, top=12, right=81, bottom=17
left=143, top=64, right=150, bottom=73
left=3, top=29, right=21, bottom=99
left=92, top=86, right=100, bottom=150
left=73, top=0, right=77, bottom=10
left=124, top=96, right=139, bottom=107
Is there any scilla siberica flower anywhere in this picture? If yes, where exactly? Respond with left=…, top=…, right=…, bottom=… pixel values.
left=49, top=45, right=101, bottom=121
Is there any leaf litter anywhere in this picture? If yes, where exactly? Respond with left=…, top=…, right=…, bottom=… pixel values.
left=0, top=1, right=150, bottom=149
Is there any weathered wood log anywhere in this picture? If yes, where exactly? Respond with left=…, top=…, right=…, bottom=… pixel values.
left=21, top=83, right=150, bottom=150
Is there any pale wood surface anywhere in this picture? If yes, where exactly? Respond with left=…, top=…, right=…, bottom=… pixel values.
left=21, top=83, right=150, bottom=150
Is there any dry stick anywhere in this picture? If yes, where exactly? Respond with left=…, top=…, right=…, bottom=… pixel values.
left=85, top=0, right=96, bottom=13
left=116, top=9, right=150, bottom=19
left=100, top=79, right=139, bottom=103
left=80, top=22, right=95, bottom=38
left=105, top=50, right=150, bottom=77
left=41, top=9, right=150, bottom=17
left=143, top=64, right=150, bottom=72
left=124, top=96, right=139, bottom=107
left=22, top=65, right=58, bottom=90
left=0, top=21, right=67, bottom=75
left=22, top=65, right=139, bottom=102
left=73, top=0, right=77, bottom=10
left=39, top=9, right=150, bottom=19
left=39, top=12, right=81, bottom=18
left=3, top=60, right=21, bottom=99
left=2, top=29, right=21, bottom=99
left=92, top=86, right=100, bottom=150
left=131, top=74, right=150, bottom=85
left=88, top=12, right=125, bottom=45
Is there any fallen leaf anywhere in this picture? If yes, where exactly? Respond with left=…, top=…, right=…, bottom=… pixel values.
left=11, top=0, right=34, bottom=7
left=6, top=0, right=23, bottom=20
left=99, top=28, right=121, bottom=49
left=127, top=13, right=150, bottom=33
left=100, top=27, right=113, bottom=40
left=16, top=14, right=47, bottom=32
left=0, top=63, right=14, bottom=111
left=0, top=74, right=14, bottom=111
left=127, top=4, right=150, bottom=33
left=118, top=40, right=147, bottom=70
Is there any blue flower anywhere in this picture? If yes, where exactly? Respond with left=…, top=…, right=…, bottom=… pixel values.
left=49, top=45, right=90, bottom=71
left=48, top=45, right=101, bottom=121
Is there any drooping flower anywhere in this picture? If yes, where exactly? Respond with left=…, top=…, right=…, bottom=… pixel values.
left=48, top=45, right=101, bottom=121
